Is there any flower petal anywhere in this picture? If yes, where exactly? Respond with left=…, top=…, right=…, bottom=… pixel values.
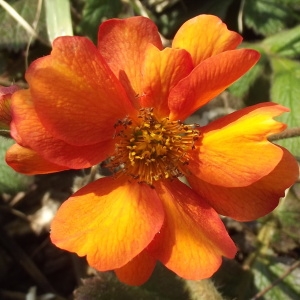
left=114, top=250, right=156, bottom=286
left=0, top=85, right=20, bottom=96
left=168, top=49, right=260, bottom=120
left=0, top=85, right=20, bottom=130
left=140, top=45, right=193, bottom=118
left=188, top=147, right=299, bottom=221
left=188, top=103, right=288, bottom=187
left=11, top=90, right=115, bottom=169
left=50, top=177, right=164, bottom=270
left=98, top=17, right=163, bottom=107
left=172, top=15, right=242, bottom=66
left=26, top=36, right=133, bottom=146
left=6, top=144, right=68, bottom=174
left=148, top=179, right=236, bottom=280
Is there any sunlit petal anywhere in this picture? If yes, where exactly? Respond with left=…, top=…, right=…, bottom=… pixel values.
left=26, top=36, right=133, bottom=146
left=140, top=44, right=193, bottom=118
left=188, top=103, right=288, bottom=187
left=148, top=180, right=236, bottom=280
left=172, top=14, right=242, bottom=66
left=188, top=147, right=299, bottom=221
left=10, top=90, right=114, bottom=169
left=169, top=49, right=260, bottom=120
left=98, top=16, right=163, bottom=107
left=50, top=177, right=164, bottom=270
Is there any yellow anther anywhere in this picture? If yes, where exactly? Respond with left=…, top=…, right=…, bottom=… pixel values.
left=107, top=107, right=201, bottom=185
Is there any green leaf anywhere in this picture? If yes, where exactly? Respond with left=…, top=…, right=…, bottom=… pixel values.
left=244, top=0, right=299, bottom=36
left=262, top=25, right=300, bottom=58
left=77, top=0, right=122, bottom=43
left=0, top=0, right=47, bottom=51
left=251, top=217, right=300, bottom=299
left=275, top=184, right=300, bottom=244
left=189, top=0, right=234, bottom=19
left=156, top=0, right=234, bottom=38
left=229, top=44, right=267, bottom=98
left=270, top=57, right=300, bottom=157
left=253, top=256, right=300, bottom=300
left=44, top=0, right=73, bottom=43
left=0, top=137, right=33, bottom=193
left=185, top=279, right=223, bottom=300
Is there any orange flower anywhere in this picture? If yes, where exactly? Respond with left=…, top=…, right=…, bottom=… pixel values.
left=5, top=15, right=298, bottom=285
left=0, top=85, right=20, bottom=132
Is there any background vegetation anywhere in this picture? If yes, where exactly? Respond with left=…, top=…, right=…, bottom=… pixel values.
left=0, top=0, right=299, bottom=299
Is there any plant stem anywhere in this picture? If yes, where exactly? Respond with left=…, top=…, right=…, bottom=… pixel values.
left=268, top=127, right=300, bottom=141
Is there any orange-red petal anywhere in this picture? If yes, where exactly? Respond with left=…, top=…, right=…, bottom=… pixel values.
left=168, top=49, right=260, bottom=120
left=188, top=147, right=299, bottom=221
left=50, top=177, right=164, bottom=270
left=6, top=144, right=68, bottom=175
left=98, top=17, right=163, bottom=107
left=188, top=103, right=288, bottom=187
left=11, top=90, right=115, bottom=169
left=172, top=14, right=242, bottom=66
left=148, top=179, right=236, bottom=280
left=140, top=45, right=193, bottom=118
left=26, top=36, right=133, bottom=146
left=114, top=250, right=156, bottom=286
left=0, top=85, right=20, bottom=129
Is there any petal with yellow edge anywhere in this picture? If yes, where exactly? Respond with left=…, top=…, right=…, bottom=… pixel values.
left=188, top=103, right=288, bottom=187
left=26, top=36, right=133, bottom=146
left=115, top=250, right=156, bottom=286
left=149, top=179, right=236, bottom=280
left=140, top=44, right=193, bottom=118
left=188, top=147, right=299, bottom=221
left=172, top=14, right=242, bottom=66
left=98, top=16, right=163, bottom=107
left=10, top=90, right=115, bottom=169
left=50, top=177, right=164, bottom=270
left=168, top=49, right=260, bottom=120
left=6, top=144, right=68, bottom=175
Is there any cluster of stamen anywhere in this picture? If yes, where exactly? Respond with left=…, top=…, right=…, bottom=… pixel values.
left=106, top=108, right=200, bottom=185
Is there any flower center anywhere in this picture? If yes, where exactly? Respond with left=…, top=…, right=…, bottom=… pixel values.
left=107, top=108, right=200, bottom=185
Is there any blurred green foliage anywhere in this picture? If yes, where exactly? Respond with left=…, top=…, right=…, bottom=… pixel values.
left=77, top=0, right=122, bottom=42
left=0, top=0, right=48, bottom=51
left=0, top=137, right=33, bottom=193
left=0, top=0, right=299, bottom=299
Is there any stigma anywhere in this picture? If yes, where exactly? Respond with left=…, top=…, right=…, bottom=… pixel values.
left=107, top=108, right=200, bottom=185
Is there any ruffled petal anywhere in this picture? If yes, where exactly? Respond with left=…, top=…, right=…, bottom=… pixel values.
left=26, top=36, right=133, bottom=146
left=140, top=45, right=193, bottom=118
left=50, top=177, right=164, bottom=270
left=188, top=103, right=288, bottom=187
left=115, top=250, right=156, bottom=286
left=11, top=90, right=115, bottom=169
left=168, top=49, right=260, bottom=120
left=6, top=144, right=68, bottom=174
left=172, top=14, right=242, bottom=66
left=188, top=147, right=299, bottom=221
left=148, top=179, right=236, bottom=280
left=98, top=17, right=163, bottom=107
